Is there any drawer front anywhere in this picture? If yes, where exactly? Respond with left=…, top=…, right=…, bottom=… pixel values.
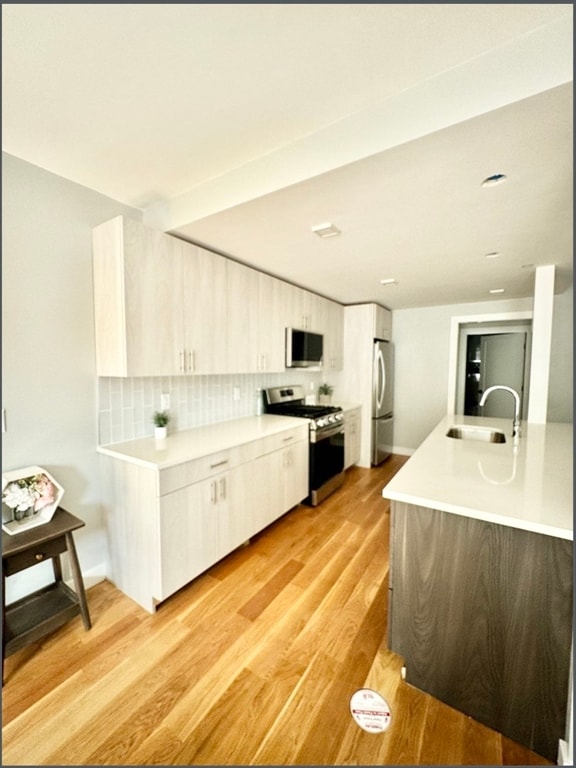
left=4, top=535, right=67, bottom=576
left=256, top=425, right=309, bottom=457
left=158, top=424, right=309, bottom=496
left=159, top=448, right=241, bottom=496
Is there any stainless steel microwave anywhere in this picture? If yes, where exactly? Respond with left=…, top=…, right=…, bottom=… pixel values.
left=285, top=328, right=323, bottom=368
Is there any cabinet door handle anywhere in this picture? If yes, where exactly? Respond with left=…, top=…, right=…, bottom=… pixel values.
left=282, top=436, right=294, bottom=442
left=188, top=350, right=195, bottom=372
left=179, top=350, right=186, bottom=372
left=35, top=553, right=45, bottom=561
left=219, top=477, right=226, bottom=500
left=210, top=481, right=217, bottom=504
left=210, top=459, right=229, bottom=469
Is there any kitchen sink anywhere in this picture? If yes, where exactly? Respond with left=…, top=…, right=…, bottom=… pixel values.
left=446, top=425, right=506, bottom=443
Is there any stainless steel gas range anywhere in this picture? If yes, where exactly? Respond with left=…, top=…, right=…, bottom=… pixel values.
left=264, top=385, right=345, bottom=506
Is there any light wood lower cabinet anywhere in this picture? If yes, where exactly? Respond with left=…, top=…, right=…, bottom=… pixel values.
left=159, top=475, right=221, bottom=601
left=101, top=425, right=309, bottom=613
left=388, top=501, right=573, bottom=762
left=343, top=407, right=361, bottom=469
left=251, top=437, right=309, bottom=535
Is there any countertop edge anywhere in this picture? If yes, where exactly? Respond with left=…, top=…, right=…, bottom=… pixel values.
left=96, top=414, right=311, bottom=470
left=384, top=490, right=573, bottom=541
left=382, top=415, right=573, bottom=541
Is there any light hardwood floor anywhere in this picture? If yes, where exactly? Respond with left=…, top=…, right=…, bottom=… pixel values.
left=2, top=457, right=552, bottom=766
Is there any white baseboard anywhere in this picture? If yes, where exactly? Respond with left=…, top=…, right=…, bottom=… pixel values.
left=558, top=738, right=571, bottom=765
left=392, top=445, right=415, bottom=456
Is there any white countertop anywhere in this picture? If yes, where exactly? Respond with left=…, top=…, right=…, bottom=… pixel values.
left=334, top=402, right=362, bottom=413
left=97, top=414, right=310, bottom=470
left=382, top=415, right=573, bottom=540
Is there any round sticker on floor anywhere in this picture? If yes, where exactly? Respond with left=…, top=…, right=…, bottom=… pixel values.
left=350, top=688, right=392, bottom=733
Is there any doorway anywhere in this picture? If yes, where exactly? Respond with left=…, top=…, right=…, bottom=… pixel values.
left=463, top=332, right=529, bottom=417
left=450, top=314, right=533, bottom=418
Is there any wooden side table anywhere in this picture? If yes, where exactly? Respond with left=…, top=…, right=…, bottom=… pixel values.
left=2, top=506, right=92, bottom=683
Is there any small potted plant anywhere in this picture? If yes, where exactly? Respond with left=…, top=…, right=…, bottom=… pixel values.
left=318, top=382, right=334, bottom=405
left=152, top=410, right=170, bottom=439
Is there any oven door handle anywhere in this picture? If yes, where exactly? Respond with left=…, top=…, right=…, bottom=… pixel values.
left=310, top=424, right=344, bottom=443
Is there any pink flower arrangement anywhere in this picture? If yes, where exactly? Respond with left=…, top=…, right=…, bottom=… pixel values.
left=2, top=472, right=57, bottom=514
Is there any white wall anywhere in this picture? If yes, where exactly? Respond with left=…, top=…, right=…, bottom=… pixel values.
left=391, top=297, right=537, bottom=452
left=548, top=281, right=573, bottom=423
left=2, top=154, right=139, bottom=601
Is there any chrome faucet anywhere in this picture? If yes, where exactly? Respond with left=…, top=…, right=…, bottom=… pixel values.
left=479, top=385, right=521, bottom=438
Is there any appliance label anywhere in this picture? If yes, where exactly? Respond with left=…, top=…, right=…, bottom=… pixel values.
left=350, top=688, right=392, bottom=733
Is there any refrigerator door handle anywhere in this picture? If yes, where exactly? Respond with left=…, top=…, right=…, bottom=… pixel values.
left=374, top=347, right=385, bottom=412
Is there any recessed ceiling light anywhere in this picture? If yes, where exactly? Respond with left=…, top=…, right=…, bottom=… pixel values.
left=481, top=173, right=508, bottom=187
left=311, top=222, right=341, bottom=238
left=489, top=288, right=505, bottom=294
left=380, top=278, right=397, bottom=286
left=485, top=251, right=501, bottom=259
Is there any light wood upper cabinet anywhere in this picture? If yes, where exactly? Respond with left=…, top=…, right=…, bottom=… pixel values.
left=93, top=215, right=345, bottom=376
left=93, top=217, right=228, bottom=376
left=182, top=241, right=228, bottom=374
left=281, top=282, right=319, bottom=332
left=220, top=259, right=287, bottom=374
left=321, top=298, right=344, bottom=370
left=93, top=215, right=184, bottom=377
left=225, top=259, right=259, bottom=373
left=257, top=272, right=286, bottom=372
left=374, top=304, right=392, bottom=341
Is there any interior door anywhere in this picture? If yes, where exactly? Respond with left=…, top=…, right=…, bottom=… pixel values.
left=479, top=333, right=527, bottom=417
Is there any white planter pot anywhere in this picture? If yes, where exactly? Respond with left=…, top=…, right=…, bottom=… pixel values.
left=154, top=426, right=168, bottom=439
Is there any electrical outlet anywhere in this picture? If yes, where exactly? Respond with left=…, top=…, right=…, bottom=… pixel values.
left=233, top=387, right=241, bottom=401
left=160, top=393, right=171, bottom=411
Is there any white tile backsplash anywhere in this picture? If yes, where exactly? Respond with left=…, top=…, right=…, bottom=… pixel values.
left=97, top=371, right=326, bottom=445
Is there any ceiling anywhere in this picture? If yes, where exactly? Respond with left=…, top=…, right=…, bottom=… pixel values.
left=2, top=4, right=573, bottom=309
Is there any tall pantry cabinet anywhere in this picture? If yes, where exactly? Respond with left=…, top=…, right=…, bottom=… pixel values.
left=340, top=303, right=392, bottom=467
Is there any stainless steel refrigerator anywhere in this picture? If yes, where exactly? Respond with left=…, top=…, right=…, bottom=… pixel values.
left=372, top=339, right=394, bottom=465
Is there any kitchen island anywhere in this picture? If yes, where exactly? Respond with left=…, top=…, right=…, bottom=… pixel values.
left=382, top=415, right=572, bottom=763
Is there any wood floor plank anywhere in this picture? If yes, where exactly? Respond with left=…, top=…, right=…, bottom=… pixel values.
left=176, top=665, right=301, bottom=765
left=238, top=558, right=305, bottom=621
left=2, top=461, right=554, bottom=766
left=121, top=725, right=185, bottom=767
left=252, top=650, right=344, bottom=765
left=3, top=621, right=191, bottom=765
